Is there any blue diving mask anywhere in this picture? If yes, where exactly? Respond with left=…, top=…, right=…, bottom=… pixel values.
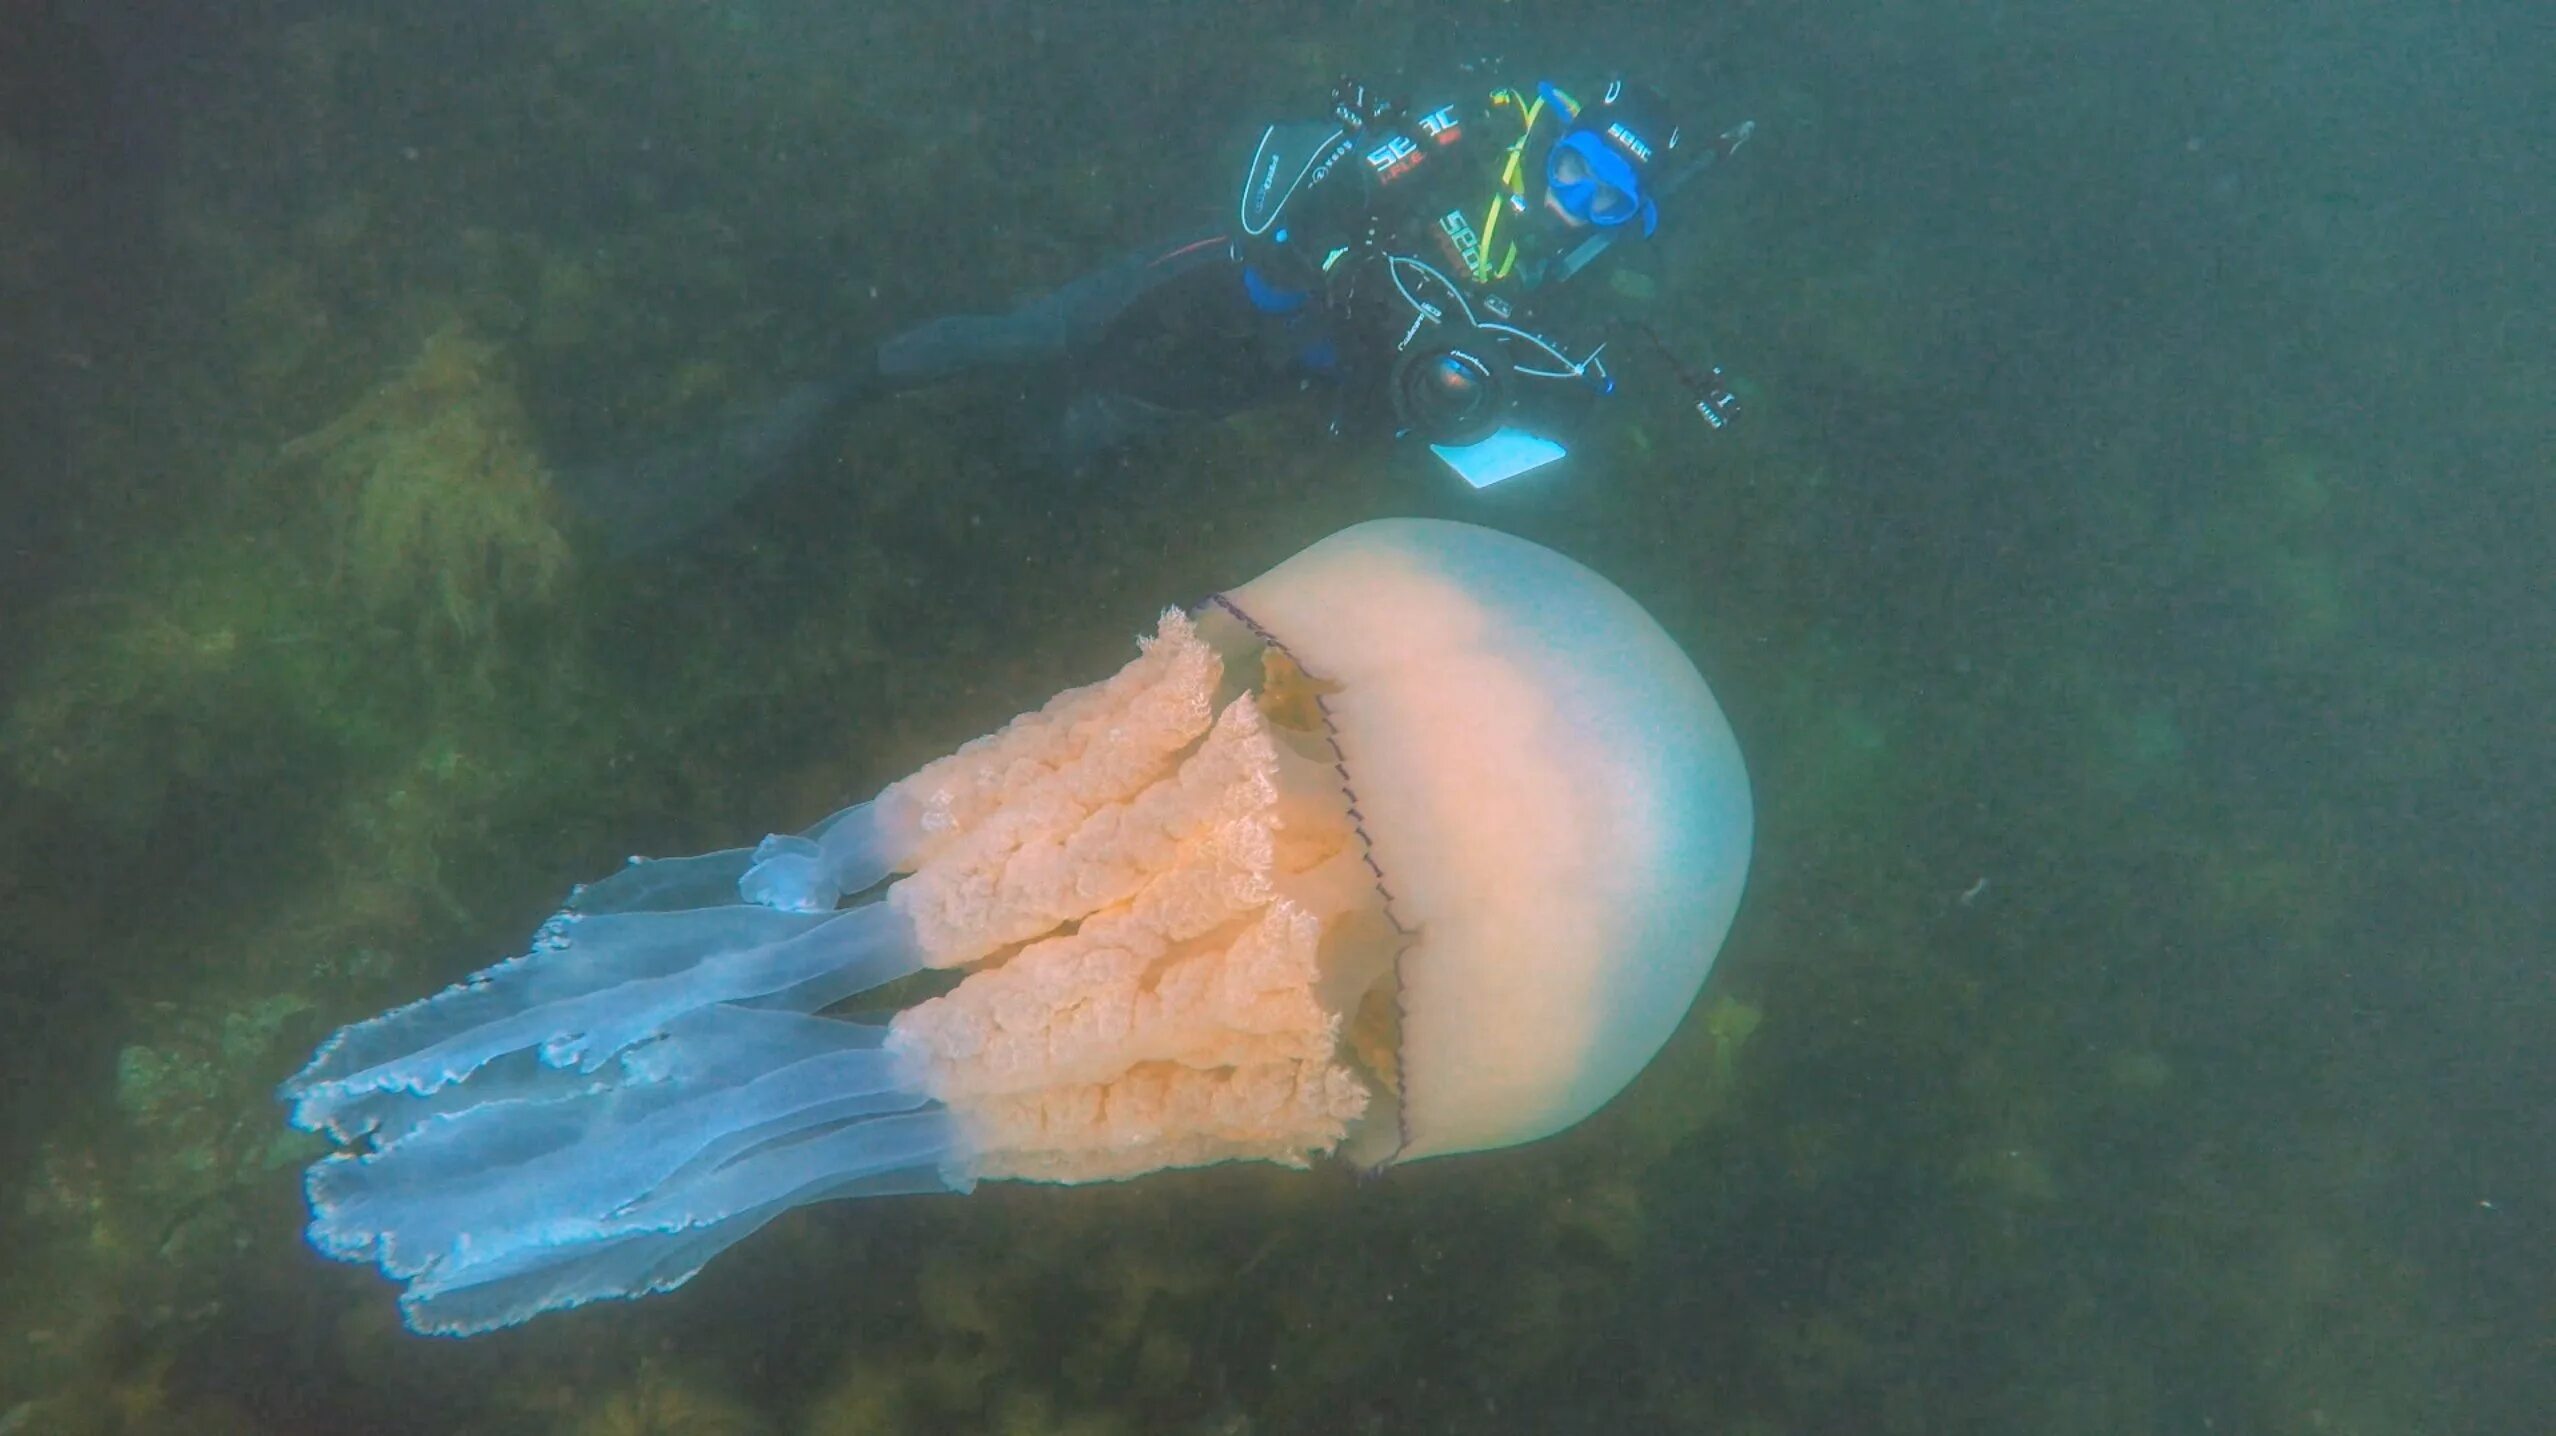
left=1545, top=130, right=1657, bottom=235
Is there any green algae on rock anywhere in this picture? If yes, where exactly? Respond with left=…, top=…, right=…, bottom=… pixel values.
left=280, top=321, right=572, bottom=649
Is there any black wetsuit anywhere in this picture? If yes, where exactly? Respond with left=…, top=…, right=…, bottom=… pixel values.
left=571, top=81, right=1666, bottom=555
left=871, top=81, right=1636, bottom=461
left=871, top=227, right=1316, bottom=467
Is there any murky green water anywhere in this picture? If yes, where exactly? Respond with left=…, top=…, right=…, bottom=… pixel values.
left=3, top=2, right=2545, bottom=1432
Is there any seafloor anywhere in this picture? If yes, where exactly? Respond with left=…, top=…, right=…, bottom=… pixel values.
left=0, top=2, right=2545, bottom=1433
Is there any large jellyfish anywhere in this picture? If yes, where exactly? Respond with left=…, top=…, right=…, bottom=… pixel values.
left=280, top=518, right=1753, bottom=1335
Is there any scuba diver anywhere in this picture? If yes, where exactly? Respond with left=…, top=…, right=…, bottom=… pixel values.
left=570, top=72, right=1753, bottom=555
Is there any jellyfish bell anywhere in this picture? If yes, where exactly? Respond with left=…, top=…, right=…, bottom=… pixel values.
left=279, top=518, right=1751, bottom=1336
left=1212, top=519, right=1752, bottom=1164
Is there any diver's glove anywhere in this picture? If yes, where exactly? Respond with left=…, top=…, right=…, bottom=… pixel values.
left=1695, top=365, right=1740, bottom=430
left=1330, top=75, right=1399, bottom=130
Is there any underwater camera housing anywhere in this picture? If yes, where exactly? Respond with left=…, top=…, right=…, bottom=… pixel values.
left=1380, top=255, right=1590, bottom=489
left=1389, top=330, right=1514, bottom=448
left=1390, top=327, right=1570, bottom=491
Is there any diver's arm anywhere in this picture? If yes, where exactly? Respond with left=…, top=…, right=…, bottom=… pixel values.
left=1317, top=251, right=1408, bottom=441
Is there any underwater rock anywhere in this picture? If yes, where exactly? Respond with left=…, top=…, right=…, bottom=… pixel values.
left=565, top=1360, right=767, bottom=1436
left=279, top=321, right=571, bottom=648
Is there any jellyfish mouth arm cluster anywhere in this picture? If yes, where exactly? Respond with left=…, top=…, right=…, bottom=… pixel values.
left=889, top=696, right=1381, bottom=1181
left=279, top=609, right=1399, bottom=1335
left=735, top=598, right=1219, bottom=914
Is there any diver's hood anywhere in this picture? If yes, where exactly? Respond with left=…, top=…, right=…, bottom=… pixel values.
left=1544, top=78, right=1683, bottom=239
left=1568, top=78, right=1681, bottom=179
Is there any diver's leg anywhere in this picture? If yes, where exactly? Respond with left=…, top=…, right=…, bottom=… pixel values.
left=876, top=228, right=1230, bottom=384
left=566, top=232, right=1239, bottom=555
left=876, top=311, right=1070, bottom=383
left=557, top=372, right=883, bottom=559
left=1045, top=391, right=1190, bottom=475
